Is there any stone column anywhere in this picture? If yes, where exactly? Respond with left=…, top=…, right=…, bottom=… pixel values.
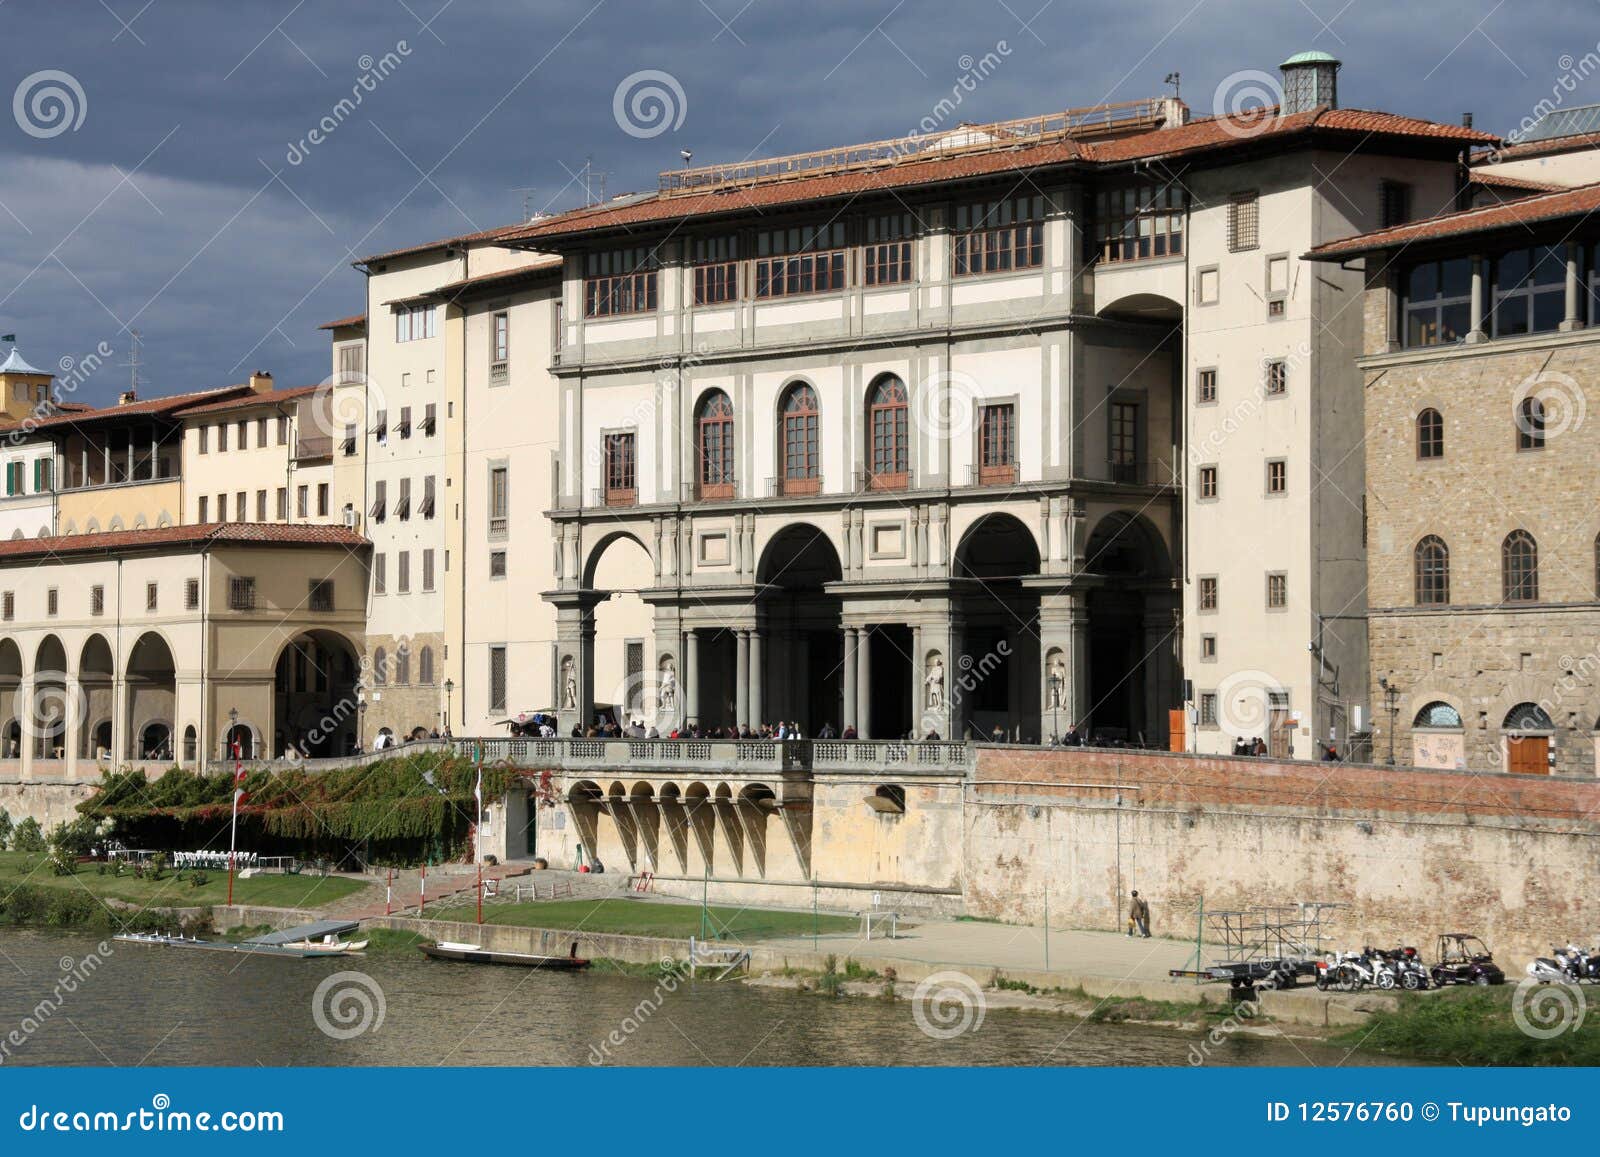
left=1562, top=241, right=1584, bottom=331
left=684, top=629, right=700, bottom=727
left=1467, top=255, right=1487, bottom=343
left=857, top=626, right=873, bottom=739
left=63, top=667, right=79, bottom=782
left=552, top=594, right=598, bottom=735
left=748, top=628, right=763, bottom=729
left=111, top=675, right=129, bottom=765
left=1069, top=602, right=1091, bottom=731
left=910, top=624, right=923, bottom=734
left=734, top=628, right=750, bottom=729
left=842, top=628, right=858, bottom=734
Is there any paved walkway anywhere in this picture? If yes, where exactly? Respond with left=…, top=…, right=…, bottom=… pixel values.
left=329, top=862, right=534, bottom=919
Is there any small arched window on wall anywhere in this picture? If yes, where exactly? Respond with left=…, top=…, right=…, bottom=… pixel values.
left=696, top=390, right=734, bottom=499
left=1413, top=535, right=1449, bottom=605
left=1502, top=530, right=1538, bottom=602
left=867, top=376, right=909, bottom=490
left=419, top=646, right=434, bottom=685
left=372, top=646, right=388, bottom=686
left=1416, top=408, right=1443, bottom=459
left=780, top=383, right=820, bottom=495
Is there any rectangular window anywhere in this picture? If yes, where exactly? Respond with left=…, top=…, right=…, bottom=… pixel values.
left=1198, top=576, right=1218, bottom=612
left=1227, top=192, right=1259, bottom=252
left=1267, top=571, right=1288, bottom=609
left=584, top=247, right=659, bottom=317
left=953, top=195, right=1044, bottom=276
left=338, top=342, right=364, bottom=378
left=421, top=475, right=435, bottom=519
left=1, top=591, right=12, bottom=621
left=397, top=406, right=411, bottom=439
left=5, top=461, right=21, bottom=496
left=91, top=585, right=105, bottom=616
left=422, top=549, right=435, bottom=592
left=277, top=415, right=288, bottom=445
left=1380, top=180, right=1413, bottom=228
left=185, top=578, right=199, bottom=610
left=1198, top=465, right=1218, bottom=499
left=228, top=577, right=255, bottom=611
left=216, top=423, right=228, bottom=452
left=1200, top=634, right=1216, bottom=660
left=373, top=553, right=386, bottom=595
left=236, top=490, right=246, bottom=522
left=256, top=417, right=268, bottom=447
left=492, top=311, right=509, bottom=363
left=605, top=432, right=637, bottom=505
left=237, top=419, right=250, bottom=450
left=309, top=579, right=334, bottom=612
left=317, top=482, right=329, bottom=516
left=1266, top=458, right=1287, bottom=494
left=394, top=304, right=438, bottom=342
left=297, top=485, right=309, bottom=518
left=342, top=422, right=358, bottom=456
left=1492, top=246, right=1567, bottom=338
left=1199, top=692, right=1218, bottom=726
left=47, top=588, right=58, bottom=616
left=755, top=223, right=847, bottom=297
left=865, top=212, right=916, bottom=285
left=370, top=479, right=386, bottom=523
left=1197, top=368, right=1218, bottom=404
left=1402, top=258, right=1472, bottom=347
left=397, top=550, right=410, bottom=594
left=978, top=403, right=1016, bottom=485
left=489, top=646, right=507, bottom=713
left=198, top=426, right=209, bottom=454
left=489, top=465, right=509, bottom=536
left=1196, top=266, right=1220, bottom=305
left=198, top=495, right=209, bottom=523
left=489, top=549, right=507, bottom=578
left=692, top=235, right=739, bottom=304
left=1264, top=359, right=1287, bottom=395
left=143, top=581, right=156, bottom=612
left=34, top=457, right=51, bottom=493
left=1108, top=402, right=1139, bottom=483
left=397, top=477, right=411, bottom=521
left=1092, top=182, right=1184, bottom=264
left=216, top=493, right=227, bottom=521
left=374, top=408, right=387, bottom=444
left=422, top=402, right=436, bottom=436
left=256, top=490, right=267, bottom=521
left=276, top=487, right=288, bottom=520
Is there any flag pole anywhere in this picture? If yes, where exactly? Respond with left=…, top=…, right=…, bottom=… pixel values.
left=227, top=735, right=241, bottom=906
left=475, top=747, right=484, bottom=926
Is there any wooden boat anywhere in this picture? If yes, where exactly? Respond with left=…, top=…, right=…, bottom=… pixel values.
left=419, top=939, right=590, bottom=970
left=283, top=937, right=368, bottom=953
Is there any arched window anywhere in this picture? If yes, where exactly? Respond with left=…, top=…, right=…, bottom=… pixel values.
left=696, top=390, right=734, bottom=499
left=780, top=383, right=820, bottom=495
left=1505, top=702, right=1554, bottom=730
left=867, top=376, right=909, bottom=490
left=1414, top=535, right=1450, bottom=605
left=372, top=646, right=387, bottom=686
left=1517, top=396, right=1546, bottom=450
left=395, top=647, right=410, bottom=685
left=1416, top=408, right=1443, bottom=459
left=1502, top=529, right=1538, bottom=601
left=419, top=646, right=434, bottom=685
left=1413, top=701, right=1462, bottom=728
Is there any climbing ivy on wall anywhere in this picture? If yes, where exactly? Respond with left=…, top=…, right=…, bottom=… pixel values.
left=78, top=752, right=521, bottom=864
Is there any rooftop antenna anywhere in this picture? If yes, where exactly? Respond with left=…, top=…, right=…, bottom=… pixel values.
left=578, top=157, right=610, bottom=206
left=511, top=185, right=539, bottom=221
left=1164, top=71, right=1181, bottom=101
left=120, top=329, right=143, bottom=401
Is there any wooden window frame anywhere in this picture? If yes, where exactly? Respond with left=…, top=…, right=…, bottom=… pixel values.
left=1417, top=408, right=1444, bottom=458
left=1092, top=183, right=1184, bottom=264
left=696, top=390, right=735, bottom=500
left=1402, top=258, right=1472, bottom=348
left=953, top=195, right=1044, bottom=276
left=867, top=376, right=909, bottom=491
left=604, top=431, right=638, bottom=506
left=978, top=402, right=1017, bottom=485
left=1502, top=529, right=1539, bottom=602
left=1414, top=535, right=1450, bottom=605
left=779, top=383, right=821, bottom=495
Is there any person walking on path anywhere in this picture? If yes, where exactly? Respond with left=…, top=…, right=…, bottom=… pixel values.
left=1127, top=890, right=1150, bottom=938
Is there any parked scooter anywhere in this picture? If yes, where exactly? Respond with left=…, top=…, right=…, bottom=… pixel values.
left=1376, top=945, right=1431, bottom=990
left=1527, top=951, right=1574, bottom=985
left=1554, top=943, right=1600, bottom=982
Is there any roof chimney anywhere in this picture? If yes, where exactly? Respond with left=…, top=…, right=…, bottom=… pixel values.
left=1462, top=112, right=1474, bottom=129
left=249, top=370, right=273, bottom=394
left=1279, top=50, right=1341, bottom=115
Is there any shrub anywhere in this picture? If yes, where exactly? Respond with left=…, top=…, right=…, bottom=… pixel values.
left=0, top=808, right=12, bottom=851
left=12, top=817, right=45, bottom=855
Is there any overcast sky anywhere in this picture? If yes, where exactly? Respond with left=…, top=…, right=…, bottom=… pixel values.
left=0, top=0, right=1590, bottom=404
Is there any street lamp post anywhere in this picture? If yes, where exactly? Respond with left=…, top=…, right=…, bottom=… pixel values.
left=227, top=707, right=240, bottom=905
left=357, top=695, right=367, bottom=752
left=444, top=679, right=454, bottom=736
left=1379, top=676, right=1400, bottom=766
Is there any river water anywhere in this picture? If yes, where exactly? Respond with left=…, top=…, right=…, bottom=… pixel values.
left=0, top=930, right=1400, bottom=1067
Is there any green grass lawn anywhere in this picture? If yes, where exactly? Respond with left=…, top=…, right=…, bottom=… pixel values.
left=1336, top=985, right=1600, bottom=1065
left=0, top=851, right=370, bottom=911
left=423, top=897, right=856, bottom=941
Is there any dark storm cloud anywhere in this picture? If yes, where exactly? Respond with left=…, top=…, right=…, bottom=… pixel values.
left=0, top=0, right=1588, bottom=403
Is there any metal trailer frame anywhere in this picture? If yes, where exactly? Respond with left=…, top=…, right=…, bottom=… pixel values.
left=1169, top=899, right=1344, bottom=992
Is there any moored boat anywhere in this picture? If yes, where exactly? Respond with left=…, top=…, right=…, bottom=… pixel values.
left=419, top=939, right=590, bottom=970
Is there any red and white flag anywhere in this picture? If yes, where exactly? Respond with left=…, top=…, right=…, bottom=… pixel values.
left=232, top=741, right=247, bottom=809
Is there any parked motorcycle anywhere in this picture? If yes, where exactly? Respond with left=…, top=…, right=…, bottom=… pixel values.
left=1373, top=945, right=1430, bottom=990
left=1552, top=943, right=1600, bottom=982
left=1527, top=951, right=1574, bottom=985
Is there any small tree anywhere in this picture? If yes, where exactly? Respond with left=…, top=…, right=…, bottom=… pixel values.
left=0, top=807, right=12, bottom=851
left=12, top=817, right=45, bottom=855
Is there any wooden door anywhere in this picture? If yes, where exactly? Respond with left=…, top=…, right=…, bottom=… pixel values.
left=1507, top=735, right=1550, bottom=774
left=1168, top=708, right=1186, bottom=753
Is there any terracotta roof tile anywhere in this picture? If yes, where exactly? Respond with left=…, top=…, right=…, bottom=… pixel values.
left=318, top=313, right=366, bottom=330
left=27, top=385, right=255, bottom=431
left=175, top=384, right=322, bottom=418
left=1306, top=179, right=1600, bottom=260
left=355, top=221, right=530, bottom=266
left=500, top=106, right=1494, bottom=243
left=426, top=256, right=563, bottom=299
left=0, top=521, right=368, bottom=563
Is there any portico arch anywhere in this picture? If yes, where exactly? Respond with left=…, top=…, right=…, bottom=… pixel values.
left=77, top=635, right=114, bottom=760
left=1082, top=510, right=1176, bottom=746
left=0, top=638, right=20, bottom=758
left=273, top=629, right=361, bottom=757
left=576, top=531, right=654, bottom=731
left=30, top=635, right=68, bottom=760
left=125, top=632, right=176, bottom=761
left=953, top=513, right=1042, bottom=741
